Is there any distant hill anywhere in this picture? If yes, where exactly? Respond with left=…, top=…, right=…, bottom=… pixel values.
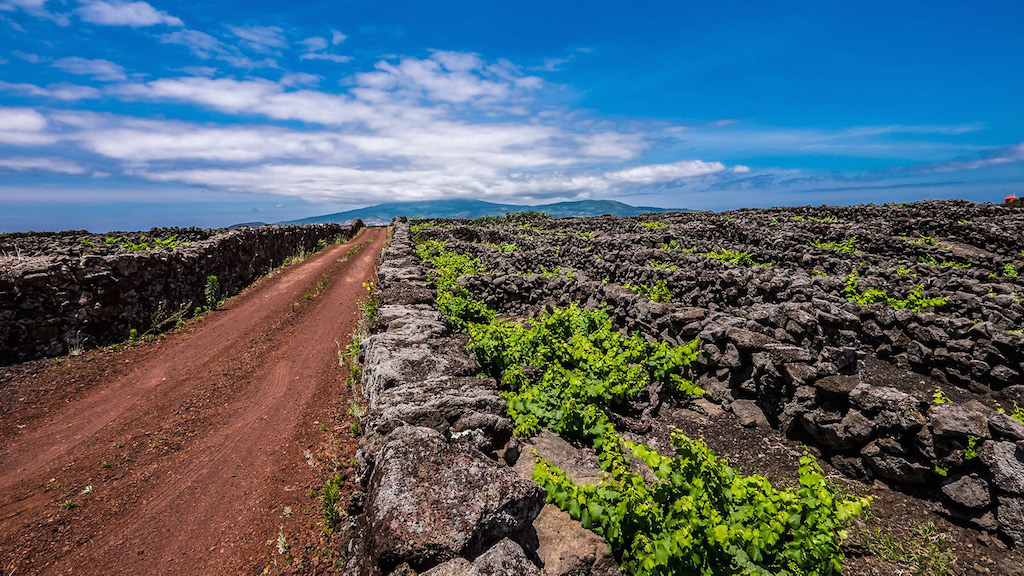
left=279, top=199, right=686, bottom=225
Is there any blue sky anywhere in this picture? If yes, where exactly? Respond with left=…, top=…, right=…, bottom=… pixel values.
left=1, top=0, right=1022, bottom=230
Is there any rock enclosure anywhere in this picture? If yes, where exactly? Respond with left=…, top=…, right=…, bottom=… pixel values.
left=0, top=222, right=363, bottom=364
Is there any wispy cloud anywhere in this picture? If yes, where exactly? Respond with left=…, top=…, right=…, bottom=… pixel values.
left=227, top=24, right=287, bottom=53
left=159, top=28, right=278, bottom=69
left=52, top=57, right=126, bottom=81
left=0, top=156, right=87, bottom=174
left=0, top=0, right=69, bottom=25
left=0, top=80, right=101, bottom=100
left=606, top=160, right=725, bottom=183
left=75, top=0, right=183, bottom=27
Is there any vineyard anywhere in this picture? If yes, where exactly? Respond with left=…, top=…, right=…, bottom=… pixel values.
left=347, top=201, right=1024, bottom=576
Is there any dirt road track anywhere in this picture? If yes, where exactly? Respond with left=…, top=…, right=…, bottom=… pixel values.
left=0, top=227, right=387, bottom=575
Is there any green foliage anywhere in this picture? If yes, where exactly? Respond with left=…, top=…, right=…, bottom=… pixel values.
left=358, top=281, right=379, bottom=321
left=104, top=236, right=120, bottom=244
left=81, top=239, right=97, bottom=248
left=964, top=436, right=978, bottom=460
left=647, top=260, right=680, bottom=272
left=705, top=249, right=769, bottom=267
left=128, top=328, right=139, bottom=345
left=624, top=279, right=674, bottom=303
left=485, top=242, right=518, bottom=253
left=416, top=239, right=494, bottom=332
left=932, top=387, right=951, bottom=404
left=919, top=255, right=969, bottom=268
left=641, top=221, right=667, bottom=230
left=843, top=270, right=949, bottom=312
left=810, top=236, right=857, bottom=254
left=1009, top=403, right=1024, bottom=427
left=204, top=275, right=221, bottom=309
left=810, top=269, right=828, bottom=277
left=794, top=215, right=838, bottom=223
left=321, top=474, right=344, bottom=534
left=535, top=431, right=869, bottom=576
left=467, top=303, right=702, bottom=438
left=896, top=266, right=913, bottom=276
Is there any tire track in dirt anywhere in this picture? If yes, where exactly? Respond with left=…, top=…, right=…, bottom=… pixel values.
left=0, top=226, right=387, bottom=575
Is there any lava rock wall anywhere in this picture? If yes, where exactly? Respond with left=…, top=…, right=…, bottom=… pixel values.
left=0, top=222, right=362, bottom=364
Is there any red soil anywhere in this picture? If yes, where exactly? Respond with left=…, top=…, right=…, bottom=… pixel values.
left=0, top=227, right=387, bottom=575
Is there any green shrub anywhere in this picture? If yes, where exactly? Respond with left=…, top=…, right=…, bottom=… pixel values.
left=843, top=270, right=948, bottom=312
left=624, top=279, right=674, bottom=303
left=535, top=431, right=869, bottom=576
left=204, top=275, right=221, bottom=309
left=705, top=250, right=769, bottom=267
left=810, top=236, right=857, bottom=254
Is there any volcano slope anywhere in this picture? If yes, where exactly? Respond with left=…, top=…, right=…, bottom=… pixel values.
left=346, top=202, right=1024, bottom=576
left=0, top=227, right=387, bottom=575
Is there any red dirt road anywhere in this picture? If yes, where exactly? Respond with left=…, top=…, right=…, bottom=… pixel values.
left=0, top=227, right=387, bottom=575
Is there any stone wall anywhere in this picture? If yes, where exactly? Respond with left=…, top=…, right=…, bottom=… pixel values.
left=0, top=222, right=362, bottom=364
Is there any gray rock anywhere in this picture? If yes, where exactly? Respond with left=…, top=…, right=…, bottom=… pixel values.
left=814, top=374, right=860, bottom=398
left=725, top=327, right=775, bottom=350
left=990, top=412, right=1024, bottom=441
left=513, top=430, right=604, bottom=486
left=420, top=538, right=543, bottom=576
left=929, top=402, right=991, bottom=439
left=731, top=399, right=770, bottom=428
left=997, top=495, right=1024, bottom=547
left=366, top=426, right=545, bottom=569
left=979, top=441, right=1024, bottom=495
left=801, top=409, right=874, bottom=451
left=849, top=383, right=909, bottom=413
left=941, top=474, right=991, bottom=509
left=531, top=505, right=622, bottom=576
left=861, top=440, right=931, bottom=485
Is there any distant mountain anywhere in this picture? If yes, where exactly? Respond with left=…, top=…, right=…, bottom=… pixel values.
left=279, top=199, right=686, bottom=225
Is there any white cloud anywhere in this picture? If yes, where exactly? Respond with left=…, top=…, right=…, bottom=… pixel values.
left=12, top=50, right=48, bottom=63
left=331, top=29, right=346, bottom=44
left=0, top=156, right=87, bottom=174
left=76, top=0, right=182, bottom=27
left=301, top=36, right=327, bottom=51
left=299, top=52, right=351, bottom=64
left=926, top=143, right=1024, bottom=173
left=606, top=160, right=726, bottom=184
left=52, top=56, right=126, bottom=81
left=732, top=165, right=751, bottom=174
left=0, top=80, right=102, bottom=100
left=0, top=0, right=69, bottom=25
left=0, top=106, right=55, bottom=146
left=227, top=24, right=286, bottom=52
left=160, top=28, right=278, bottom=69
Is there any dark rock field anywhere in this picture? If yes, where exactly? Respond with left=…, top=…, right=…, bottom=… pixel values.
left=347, top=202, right=1024, bottom=575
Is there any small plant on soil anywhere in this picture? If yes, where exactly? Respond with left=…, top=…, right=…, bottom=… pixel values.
left=932, top=387, right=952, bottom=404
left=624, top=279, right=674, bottom=303
left=647, top=260, right=680, bottom=271
left=810, top=236, right=857, bottom=254
left=705, top=249, right=769, bottom=267
left=640, top=221, right=667, bottom=230
left=321, top=473, right=345, bottom=534
left=484, top=242, right=518, bottom=253
left=204, top=275, right=221, bottom=309
left=843, top=270, right=949, bottom=312
left=855, top=521, right=956, bottom=575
